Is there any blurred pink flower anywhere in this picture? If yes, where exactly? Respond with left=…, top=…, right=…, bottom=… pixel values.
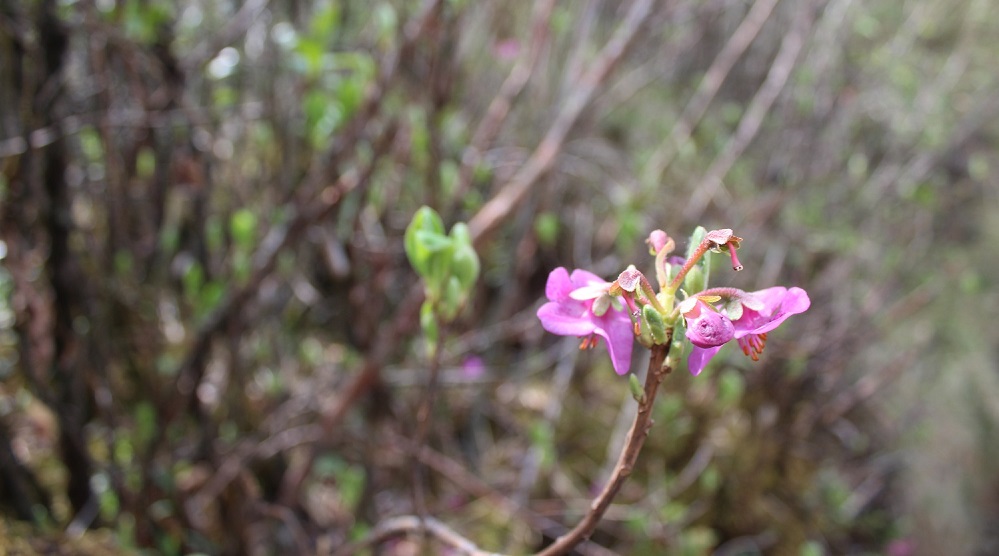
left=461, top=356, right=485, bottom=379
left=537, top=267, right=634, bottom=375
left=492, top=38, right=520, bottom=61
left=684, top=287, right=810, bottom=376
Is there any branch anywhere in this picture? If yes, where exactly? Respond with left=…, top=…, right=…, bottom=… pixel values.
left=467, top=0, right=654, bottom=247
left=334, top=515, right=503, bottom=556
left=536, top=339, right=672, bottom=556
left=642, top=0, right=780, bottom=184
left=685, top=1, right=817, bottom=222
left=452, top=0, right=558, bottom=204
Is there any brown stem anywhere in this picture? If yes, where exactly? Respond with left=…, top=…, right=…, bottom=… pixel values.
left=412, top=317, right=448, bottom=520
left=535, top=337, right=673, bottom=556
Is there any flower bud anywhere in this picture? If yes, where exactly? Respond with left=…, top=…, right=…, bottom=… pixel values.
left=642, top=304, right=669, bottom=345
left=629, top=373, right=646, bottom=404
left=646, top=230, right=674, bottom=255
left=683, top=299, right=734, bottom=348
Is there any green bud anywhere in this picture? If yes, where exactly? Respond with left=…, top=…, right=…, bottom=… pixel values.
left=628, top=373, right=646, bottom=404
left=637, top=309, right=654, bottom=348
left=642, top=304, right=668, bottom=345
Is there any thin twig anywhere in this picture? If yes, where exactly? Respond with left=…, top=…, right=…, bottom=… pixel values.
left=333, top=515, right=503, bottom=556
left=467, top=0, right=654, bottom=247
left=536, top=339, right=672, bottom=556
left=685, top=1, right=818, bottom=222
left=412, top=320, right=448, bottom=521
left=642, top=0, right=781, bottom=185
left=453, top=0, right=558, bottom=204
left=389, top=432, right=618, bottom=556
left=513, top=340, right=578, bottom=509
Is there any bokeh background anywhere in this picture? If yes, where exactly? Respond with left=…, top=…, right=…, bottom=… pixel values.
left=1, top=0, right=998, bottom=554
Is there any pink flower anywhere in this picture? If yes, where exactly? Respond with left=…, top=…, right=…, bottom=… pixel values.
left=537, top=267, right=635, bottom=375
left=684, top=287, right=810, bottom=376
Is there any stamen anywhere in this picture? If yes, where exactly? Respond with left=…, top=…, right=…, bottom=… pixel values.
left=738, top=334, right=768, bottom=361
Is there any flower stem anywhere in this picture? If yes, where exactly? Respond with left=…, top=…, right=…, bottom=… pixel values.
left=535, top=335, right=673, bottom=556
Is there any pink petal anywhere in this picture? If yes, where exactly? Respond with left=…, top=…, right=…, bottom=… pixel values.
left=592, top=312, right=635, bottom=375
left=569, top=268, right=607, bottom=288
left=544, top=267, right=574, bottom=301
left=688, top=345, right=723, bottom=376
left=745, top=287, right=810, bottom=336
left=537, top=301, right=596, bottom=336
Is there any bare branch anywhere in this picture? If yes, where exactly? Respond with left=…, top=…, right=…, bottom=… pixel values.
left=643, top=0, right=781, bottom=185
left=468, top=0, right=655, bottom=247
left=685, top=1, right=819, bottom=221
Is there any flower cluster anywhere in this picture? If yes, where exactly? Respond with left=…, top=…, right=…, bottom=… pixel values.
left=537, top=228, right=809, bottom=377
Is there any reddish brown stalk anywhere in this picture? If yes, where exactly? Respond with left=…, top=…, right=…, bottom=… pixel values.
left=535, top=338, right=672, bottom=556
left=668, top=238, right=712, bottom=292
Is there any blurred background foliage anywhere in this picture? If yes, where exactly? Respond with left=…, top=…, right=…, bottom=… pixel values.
left=1, top=0, right=997, bottom=554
